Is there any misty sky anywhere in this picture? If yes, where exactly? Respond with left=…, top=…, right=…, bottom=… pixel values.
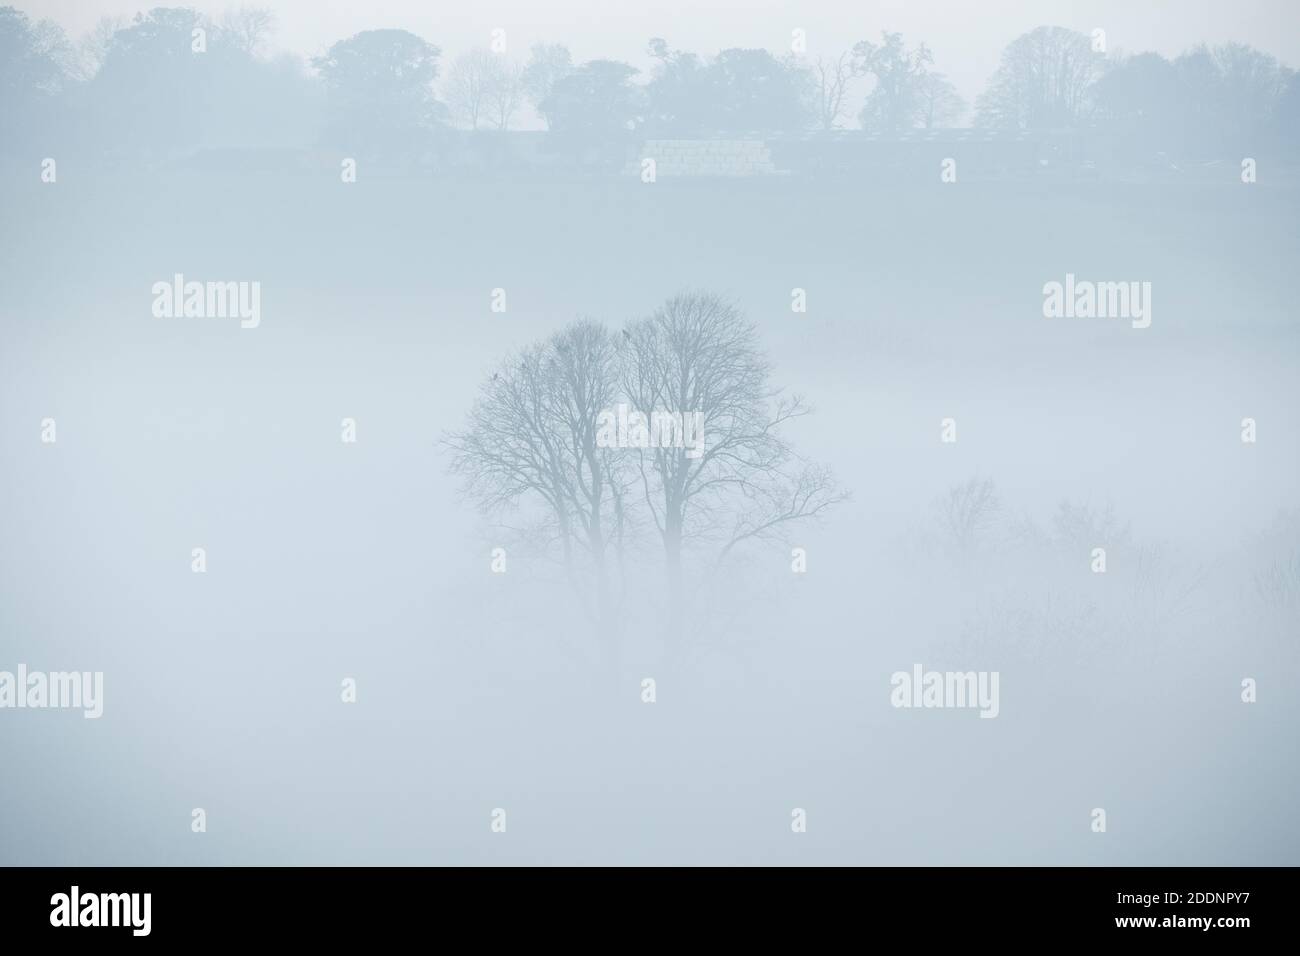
left=25, top=0, right=1300, bottom=105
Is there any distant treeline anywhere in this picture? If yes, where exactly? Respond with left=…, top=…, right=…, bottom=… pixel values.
left=2, top=6, right=1297, bottom=165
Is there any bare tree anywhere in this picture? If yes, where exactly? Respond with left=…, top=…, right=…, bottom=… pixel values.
left=934, top=478, right=1001, bottom=556
left=917, top=71, right=967, bottom=128
left=448, top=296, right=846, bottom=668
left=218, top=6, right=275, bottom=58
left=444, top=49, right=499, bottom=130
left=620, top=292, right=847, bottom=659
left=444, top=321, right=629, bottom=661
left=1250, top=510, right=1300, bottom=615
left=485, top=58, right=524, bottom=130
left=976, top=26, right=1104, bottom=128
left=808, top=51, right=858, bottom=130
left=446, top=49, right=521, bottom=131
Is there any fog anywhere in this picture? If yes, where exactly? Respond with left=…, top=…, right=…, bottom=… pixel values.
left=1, top=2, right=1297, bottom=865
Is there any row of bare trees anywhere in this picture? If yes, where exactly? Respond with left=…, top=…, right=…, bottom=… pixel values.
left=445, top=293, right=847, bottom=668
left=442, top=43, right=573, bottom=130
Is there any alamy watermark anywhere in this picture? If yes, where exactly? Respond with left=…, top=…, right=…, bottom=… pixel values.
left=595, top=403, right=705, bottom=458
left=1043, top=273, right=1151, bottom=329
left=152, top=274, right=260, bottom=329
left=890, top=664, right=1000, bottom=718
left=0, top=665, right=103, bottom=718
left=50, top=886, right=150, bottom=936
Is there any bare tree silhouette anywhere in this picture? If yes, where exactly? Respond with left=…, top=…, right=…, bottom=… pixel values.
left=447, top=295, right=845, bottom=669
left=620, top=292, right=846, bottom=660
left=445, top=48, right=523, bottom=130
left=445, top=320, right=630, bottom=664
left=933, top=477, right=1001, bottom=558
left=917, top=71, right=966, bottom=128
left=218, top=6, right=274, bottom=58
left=807, top=50, right=858, bottom=130
left=975, top=26, right=1102, bottom=129
left=484, top=59, right=524, bottom=130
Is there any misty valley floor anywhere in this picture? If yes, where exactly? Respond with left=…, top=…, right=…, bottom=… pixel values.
left=1, top=171, right=1297, bottom=864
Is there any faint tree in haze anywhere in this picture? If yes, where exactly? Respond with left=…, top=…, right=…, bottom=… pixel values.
left=1091, top=43, right=1292, bottom=160
left=445, top=48, right=525, bottom=130
left=854, top=31, right=934, bottom=133
left=444, top=49, right=497, bottom=129
left=1250, top=510, right=1300, bottom=617
left=933, top=478, right=1002, bottom=557
left=484, top=58, right=524, bottom=129
left=85, top=7, right=219, bottom=157
left=0, top=5, right=73, bottom=151
left=975, top=26, right=1103, bottom=129
left=1050, top=500, right=1130, bottom=557
left=312, top=29, right=444, bottom=155
left=70, top=15, right=127, bottom=80
left=218, top=6, right=274, bottom=58
left=520, top=42, right=572, bottom=123
left=806, top=50, right=859, bottom=130
left=445, top=321, right=631, bottom=662
left=1173, top=42, right=1291, bottom=157
left=1091, top=51, right=1181, bottom=154
left=917, top=71, right=966, bottom=128
left=80, top=7, right=320, bottom=157
left=643, top=38, right=711, bottom=135
left=1277, top=70, right=1300, bottom=153
left=643, top=43, right=810, bottom=134
left=705, top=48, right=810, bottom=132
left=620, top=292, right=847, bottom=659
left=539, top=59, right=641, bottom=162
left=27, top=14, right=77, bottom=82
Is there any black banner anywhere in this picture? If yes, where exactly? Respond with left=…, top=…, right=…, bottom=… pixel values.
left=0, top=867, right=1285, bottom=942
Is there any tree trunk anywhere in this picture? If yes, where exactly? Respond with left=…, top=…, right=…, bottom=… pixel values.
left=591, top=527, right=619, bottom=680
left=663, top=517, right=685, bottom=672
